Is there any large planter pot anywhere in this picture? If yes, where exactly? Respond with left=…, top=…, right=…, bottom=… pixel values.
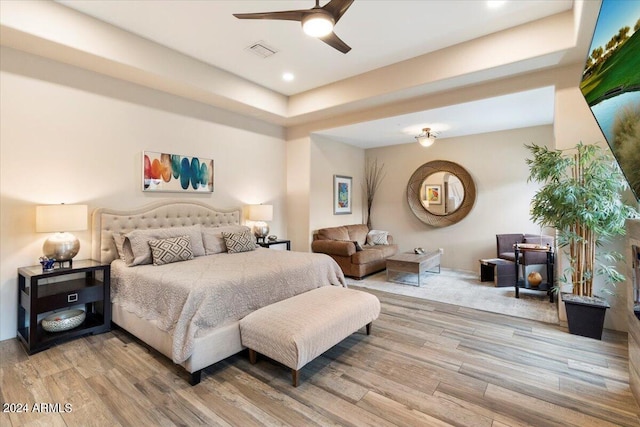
left=562, top=293, right=610, bottom=340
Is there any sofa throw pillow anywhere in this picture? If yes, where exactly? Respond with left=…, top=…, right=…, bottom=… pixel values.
left=222, top=229, right=257, bottom=254
left=148, top=235, right=194, bottom=266
left=202, top=225, right=251, bottom=255
left=366, top=230, right=389, bottom=245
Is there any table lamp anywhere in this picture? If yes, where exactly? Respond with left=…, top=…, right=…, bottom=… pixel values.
left=36, top=204, right=88, bottom=267
left=248, top=204, right=273, bottom=243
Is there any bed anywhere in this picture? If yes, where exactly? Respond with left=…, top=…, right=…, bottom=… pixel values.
left=91, top=200, right=346, bottom=384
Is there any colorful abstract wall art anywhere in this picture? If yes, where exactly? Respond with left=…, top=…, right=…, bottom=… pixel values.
left=333, top=175, right=352, bottom=215
left=424, top=184, right=442, bottom=205
left=143, top=151, right=214, bottom=193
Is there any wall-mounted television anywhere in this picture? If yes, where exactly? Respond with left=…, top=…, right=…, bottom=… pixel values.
left=580, top=0, right=640, bottom=202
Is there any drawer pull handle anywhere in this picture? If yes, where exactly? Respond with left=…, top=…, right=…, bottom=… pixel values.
left=67, top=293, right=78, bottom=303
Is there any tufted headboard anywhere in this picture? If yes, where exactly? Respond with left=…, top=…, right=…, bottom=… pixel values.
left=91, top=200, right=241, bottom=264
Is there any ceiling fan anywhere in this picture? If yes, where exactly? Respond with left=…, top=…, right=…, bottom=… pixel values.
left=233, top=0, right=354, bottom=54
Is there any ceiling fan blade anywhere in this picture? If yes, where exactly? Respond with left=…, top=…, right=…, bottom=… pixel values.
left=320, top=32, right=351, bottom=54
left=322, top=0, right=354, bottom=23
left=233, top=10, right=305, bottom=22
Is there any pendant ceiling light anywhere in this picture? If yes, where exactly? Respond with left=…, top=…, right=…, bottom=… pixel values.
left=415, top=128, right=437, bottom=147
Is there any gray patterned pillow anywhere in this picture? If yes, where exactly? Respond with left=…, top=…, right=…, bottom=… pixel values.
left=222, top=229, right=257, bottom=254
left=202, top=225, right=251, bottom=255
left=148, top=235, right=194, bottom=266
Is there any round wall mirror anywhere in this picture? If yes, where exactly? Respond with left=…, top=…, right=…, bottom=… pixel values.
left=420, top=171, right=465, bottom=215
left=407, top=160, right=476, bottom=227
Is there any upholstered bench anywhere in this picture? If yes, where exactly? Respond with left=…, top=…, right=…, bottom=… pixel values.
left=239, top=285, right=380, bottom=386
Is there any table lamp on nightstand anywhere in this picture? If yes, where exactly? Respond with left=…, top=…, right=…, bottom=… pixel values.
left=248, top=204, right=273, bottom=243
left=36, top=203, right=88, bottom=268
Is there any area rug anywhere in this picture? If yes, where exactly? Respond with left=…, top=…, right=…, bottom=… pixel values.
left=346, top=269, right=559, bottom=324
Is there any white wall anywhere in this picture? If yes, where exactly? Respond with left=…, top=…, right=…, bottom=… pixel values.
left=284, top=135, right=364, bottom=252
left=309, top=135, right=365, bottom=238
left=285, top=136, right=311, bottom=252
left=365, top=125, right=554, bottom=273
left=0, top=47, right=286, bottom=341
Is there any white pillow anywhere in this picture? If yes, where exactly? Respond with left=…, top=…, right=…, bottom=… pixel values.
left=202, top=225, right=251, bottom=255
left=366, top=230, right=389, bottom=245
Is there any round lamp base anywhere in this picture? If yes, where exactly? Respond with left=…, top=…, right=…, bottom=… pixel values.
left=43, top=232, right=80, bottom=262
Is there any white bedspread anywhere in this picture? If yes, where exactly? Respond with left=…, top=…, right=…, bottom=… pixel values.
left=110, top=248, right=346, bottom=363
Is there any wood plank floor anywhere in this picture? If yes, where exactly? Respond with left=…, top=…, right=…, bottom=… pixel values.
left=2, top=287, right=639, bottom=426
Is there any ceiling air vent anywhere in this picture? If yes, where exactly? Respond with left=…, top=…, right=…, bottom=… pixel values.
left=246, top=41, right=278, bottom=58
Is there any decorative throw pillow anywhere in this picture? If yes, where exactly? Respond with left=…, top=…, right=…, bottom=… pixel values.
left=124, top=225, right=205, bottom=266
left=202, top=225, right=251, bottom=255
left=366, top=230, right=389, bottom=245
left=148, top=235, right=194, bottom=266
left=222, top=229, right=257, bottom=254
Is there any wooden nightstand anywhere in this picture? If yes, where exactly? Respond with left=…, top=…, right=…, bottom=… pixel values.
left=17, top=259, right=111, bottom=354
left=257, top=239, right=291, bottom=250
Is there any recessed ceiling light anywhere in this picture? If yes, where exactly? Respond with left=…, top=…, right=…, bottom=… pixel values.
left=282, top=72, right=295, bottom=82
left=487, top=1, right=507, bottom=8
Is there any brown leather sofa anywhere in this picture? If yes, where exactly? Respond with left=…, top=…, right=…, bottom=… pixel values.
left=311, top=224, right=398, bottom=279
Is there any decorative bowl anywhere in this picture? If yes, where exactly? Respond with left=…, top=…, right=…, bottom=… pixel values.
left=41, top=309, right=85, bottom=333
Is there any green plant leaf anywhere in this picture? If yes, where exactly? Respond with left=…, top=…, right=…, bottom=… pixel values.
left=525, top=142, right=639, bottom=296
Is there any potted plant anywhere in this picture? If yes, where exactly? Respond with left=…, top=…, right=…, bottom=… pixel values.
left=526, top=142, right=638, bottom=339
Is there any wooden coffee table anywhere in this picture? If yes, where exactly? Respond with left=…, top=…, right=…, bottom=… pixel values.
left=386, top=251, right=441, bottom=287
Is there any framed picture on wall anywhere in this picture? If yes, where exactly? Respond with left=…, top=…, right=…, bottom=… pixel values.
left=424, top=184, right=442, bottom=205
left=142, top=151, right=214, bottom=193
left=333, top=175, right=352, bottom=215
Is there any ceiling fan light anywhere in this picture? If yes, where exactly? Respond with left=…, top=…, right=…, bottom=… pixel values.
left=302, top=12, right=334, bottom=37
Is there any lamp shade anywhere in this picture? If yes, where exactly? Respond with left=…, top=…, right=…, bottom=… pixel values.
left=248, top=204, right=273, bottom=222
left=36, top=204, right=88, bottom=232
left=415, top=127, right=437, bottom=147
